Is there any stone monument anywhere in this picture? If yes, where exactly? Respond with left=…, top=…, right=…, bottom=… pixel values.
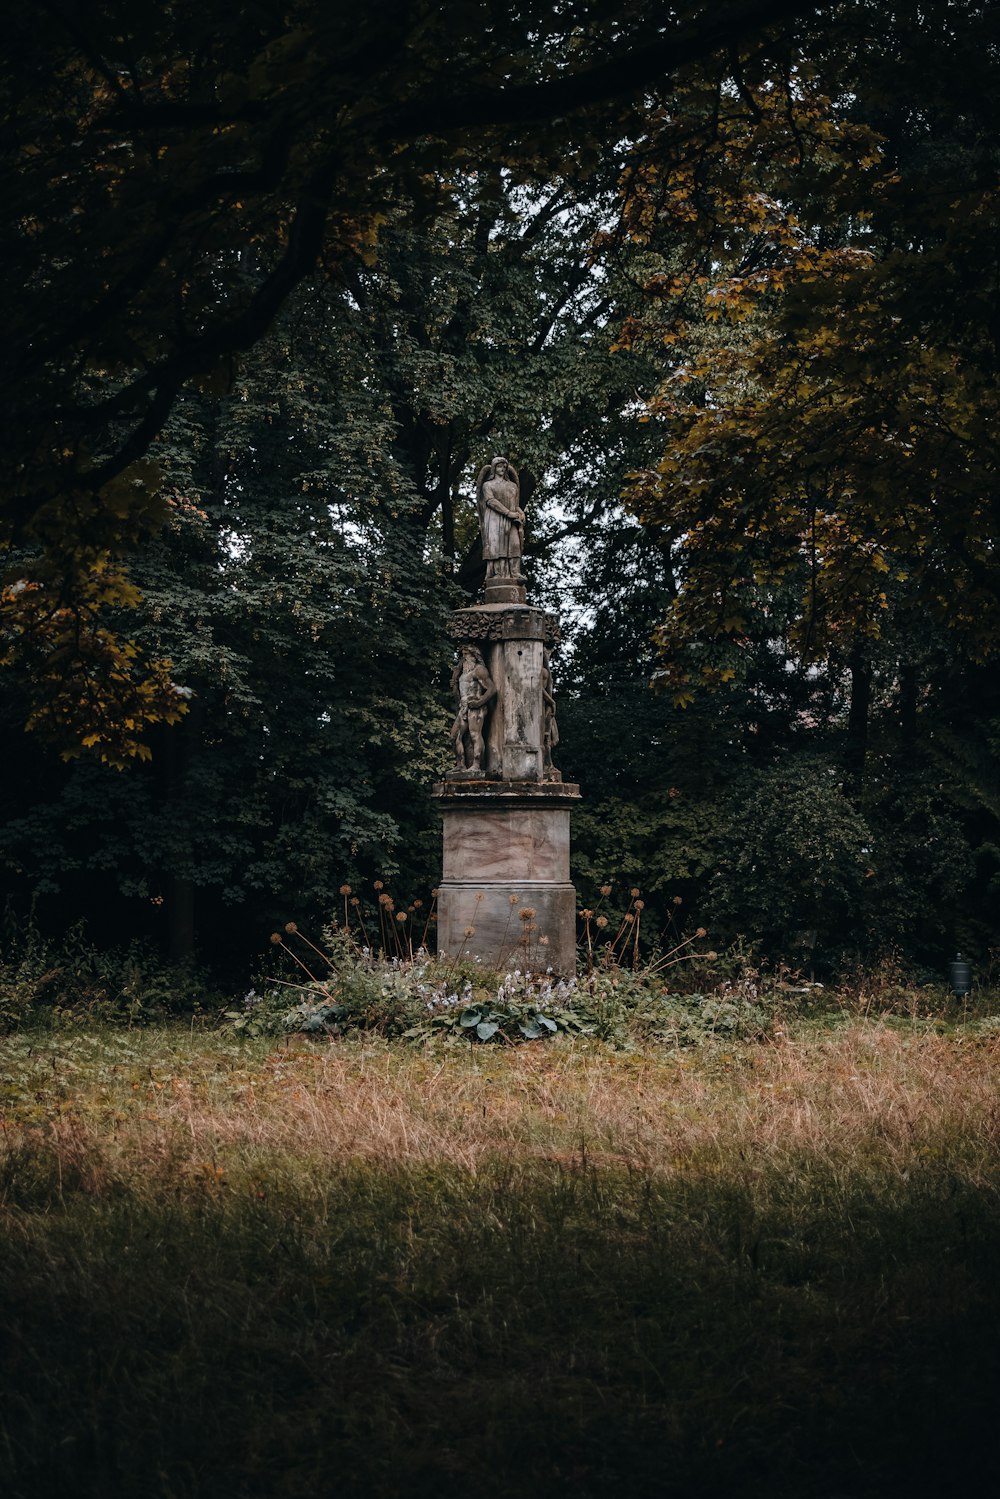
left=431, top=458, right=580, bottom=975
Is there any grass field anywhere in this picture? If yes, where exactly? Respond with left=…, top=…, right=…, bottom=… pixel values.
left=2, top=1017, right=999, bottom=1497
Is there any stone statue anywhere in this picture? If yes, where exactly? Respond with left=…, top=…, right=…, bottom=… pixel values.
left=542, top=648, right=561, bottom=779
left=448, top=644, right=497, bottom=773
left=475, top=456, right=524, bottom=582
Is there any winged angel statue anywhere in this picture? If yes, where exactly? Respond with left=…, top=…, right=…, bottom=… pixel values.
left=475, top=456, right=525, bottom=583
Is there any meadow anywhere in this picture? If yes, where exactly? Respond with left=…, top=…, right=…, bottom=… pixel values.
left=2, top=1003, right=1000, bottom=1497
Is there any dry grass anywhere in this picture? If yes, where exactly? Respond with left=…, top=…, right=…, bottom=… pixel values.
left=2, top=1020, right=1000, bottom=1497
left=4, top=1021, right=998, bottom=1180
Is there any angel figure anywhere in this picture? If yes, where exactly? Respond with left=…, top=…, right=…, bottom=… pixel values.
left=475, top=456, right=524, bottom=581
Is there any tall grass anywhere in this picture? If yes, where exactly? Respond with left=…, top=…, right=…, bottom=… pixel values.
left=2, top=1023, right=999, bottom=1497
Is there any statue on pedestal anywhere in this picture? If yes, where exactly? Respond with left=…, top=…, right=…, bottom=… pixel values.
left=433, top=452, right=580, bottom=975
left=448, top=645, right=496, bottom=773
left=475, top=457, right=524, bottom=584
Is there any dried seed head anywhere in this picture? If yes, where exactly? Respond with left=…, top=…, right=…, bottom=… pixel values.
left=579, top=908, right=594, bottom=920
left=600, top=884, right=612, bottom=896
left=378, top=893, right=393, bottom=907
left=696, top=926, right=707, bottom=938
left=519, top=907, right=537, bottom=920
left=350, top=896, right=360, bottom=907
left=464, top=926, right=476, bottom=938
left=412, top=899, right=423, bottom=909
left=270, top=932, right=282, bottom=945
left=374, top=879, right=384, bottom=890
left=539, top=934, right=550, bottom=946
left=509, top=894, right=520, bottom=905
left=396, top=911, right=407, bottom=922
left=339, top=884, right=352, bottom=896
left=596, top=915, right=608, bottom=929
left=630, top=887, right=640, bottom=898
left=673, top=896, right=683, bottom=906
left=706, top=951, right=718, bottom=961
left=284, top=921, right=298, bottom=933
left=633, top=900, right=645, bottom=911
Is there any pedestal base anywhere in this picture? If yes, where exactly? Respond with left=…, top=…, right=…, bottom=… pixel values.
left=436, top=881, right=577, bottom=974
left=432, top=781, right=580, bottom=976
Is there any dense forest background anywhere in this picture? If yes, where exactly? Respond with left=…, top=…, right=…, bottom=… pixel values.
left=2, top=0, right=998, bottom=980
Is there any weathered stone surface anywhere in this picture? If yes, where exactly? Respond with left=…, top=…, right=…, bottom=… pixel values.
left=446, top=605, right=560, bottom=644
left=432, top=459, right=579, bottom=975
left=444, top=608, right=561, bottom=783
left=435, top=881, right=578, bottom=976
left=441, top=802, right=571, bottom=883
left=432, top=782, right=580, bottom=975
left=446, top=645, right=497, bottom=775
left=475, top=457, right=525, bottom=600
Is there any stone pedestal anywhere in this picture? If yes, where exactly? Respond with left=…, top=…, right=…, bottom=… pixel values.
left=433, top=599, right=580, bottom=976
left=433, top=781, right=580, bottom=975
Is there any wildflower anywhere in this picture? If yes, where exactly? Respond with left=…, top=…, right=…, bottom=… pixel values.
left=600, top=884, right=612, bottom=896
left=350, top=896, right=360, bottom=907
left=633, top=900, right=645, bottom=911
left=270, top=932, right=282, bottom=944
left=340, top=884, right=352, bottom=896
left=596, top=915, right=608, bottom=929
left=374, top=879, right=384, bottom=890
left=396, top=911, right=407, bottom=923
left=706, top=951, right=718, bottom=961
left=673, top=896, right=683, bottom=906
left=519, top=907, right=537, bottom=921
left=623, top=912, right=635, bottom=924
left=696, top=927, right=707, bottom=938
left=510, top=893, right=520, bottom=905
left=464, top=926, right=476, bottom=937
left=412, top=899, right=423, bottom=909
left=579, top=908, right=593, bottom=920
left=431, top=888, right=439, bottom=899
left=539, top=935, right=550, bottom=946
left=284, top=921, right=298, bottom=933
left=378, top=893, right=393, bottom=907
left=630, top=887, right=640, bottom=898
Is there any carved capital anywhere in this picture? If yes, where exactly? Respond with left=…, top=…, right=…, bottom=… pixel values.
left=447, top=608, right=561, bottom=644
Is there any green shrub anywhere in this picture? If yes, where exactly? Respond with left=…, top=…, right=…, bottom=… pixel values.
left=0, top=917, right=223, bottom=1031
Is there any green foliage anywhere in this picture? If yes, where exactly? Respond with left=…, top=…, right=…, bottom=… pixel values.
left=0, top=916, right=222, bottom=1032
left=3, top=0, right=785, bottom=751
left=231, top=935, right=776, bottom=1050
left=709, top=757, right=874, bottom=958
left=2, top=1, right=999, bottom=981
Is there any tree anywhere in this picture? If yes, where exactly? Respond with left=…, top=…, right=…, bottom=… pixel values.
left=1, top=0, right=819, bottom=755
left=621, top=0, right=1000, bottom=683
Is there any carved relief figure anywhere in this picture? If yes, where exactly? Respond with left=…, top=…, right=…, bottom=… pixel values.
left=449, top=645, right=497, bottom=772
left=541, top=648, right=560, bottom=777
left=475, top=456, right=524, bottom=581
